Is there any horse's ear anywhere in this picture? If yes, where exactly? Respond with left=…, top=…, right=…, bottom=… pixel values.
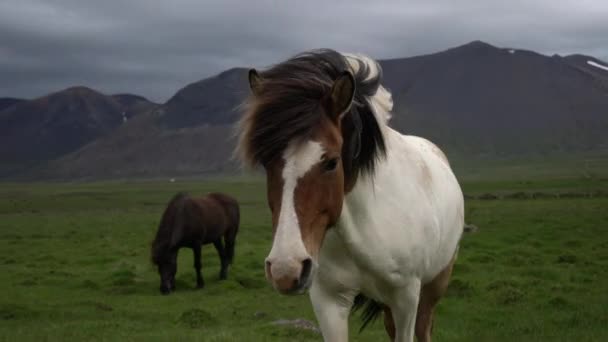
left=248, top=69, right=262, bottom=95
left=327, top=71, right=356, bottom=122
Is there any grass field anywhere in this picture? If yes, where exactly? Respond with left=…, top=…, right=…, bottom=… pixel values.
left=1, top=175, right=607, bottom=341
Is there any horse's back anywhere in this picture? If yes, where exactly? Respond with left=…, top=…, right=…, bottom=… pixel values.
left=188, top=193, right=239, bottom=242
left=206, top=192, right=240, bottom=227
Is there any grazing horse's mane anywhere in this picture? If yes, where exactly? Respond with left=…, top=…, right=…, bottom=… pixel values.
left=151, top=192, right=187, bottom=265
left=237, top=49, right=393, bottom=180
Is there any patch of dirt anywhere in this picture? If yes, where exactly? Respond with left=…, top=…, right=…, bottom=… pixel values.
left=0, top=304, right=37, bottom=320
left=271, top=318, right=320, bottom=334
left=446, top=278, right=475, bottom=298
left=547, top=296, right=572, bottom=309
left=467, top=254, right=495, bottom=264
left=464, top=224, right=479, bottom=233
left=493, top=287, right=524, bottom=305
left=178, top=308, right=216, bottom=328
left=556, top=254, right=578, bottom=264
left=236, top=277, right=266, bottom=289
left=18, top=279, right=38, bottom=287
left=80, top=301, right=113, bottom=312
left=80, top=279, right=100, bottom=290
left=254, top=311, right=267, bottom=319
left=478, top=193, right=498, bottom=200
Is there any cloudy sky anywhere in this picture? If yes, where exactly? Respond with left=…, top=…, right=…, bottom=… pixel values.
left=1, top=0, right=607, bottom=102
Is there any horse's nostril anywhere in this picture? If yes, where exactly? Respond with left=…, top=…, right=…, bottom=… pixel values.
left=300, top=258, right=313, bottom=283
left=265, top=260, right=273, bottom=278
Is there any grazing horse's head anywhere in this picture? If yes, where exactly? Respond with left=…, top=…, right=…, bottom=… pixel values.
left=156, top=253, right=177, bottom=295
left=237, top=50, right=390, bottom=294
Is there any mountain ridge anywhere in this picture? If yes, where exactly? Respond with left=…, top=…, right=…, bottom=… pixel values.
left=4, top=40, right=608, bottom=180
left=0, top=87, right=158, bottom=177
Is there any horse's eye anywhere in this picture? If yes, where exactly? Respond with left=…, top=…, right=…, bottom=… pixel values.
left=322, top=158, right=339, bottom=172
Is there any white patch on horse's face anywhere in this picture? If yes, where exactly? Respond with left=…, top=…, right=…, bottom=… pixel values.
left=265, top=140, right=324, bottom=290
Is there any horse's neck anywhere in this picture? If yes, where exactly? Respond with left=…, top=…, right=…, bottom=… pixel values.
left=334, top=127, right=463, bottom=283
left=343, top=126, right=404, bottom=209
left=336, top=128, right=411, bottom=257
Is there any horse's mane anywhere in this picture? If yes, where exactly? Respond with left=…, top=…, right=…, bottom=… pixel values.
left=151, top=192, right=188, bottom=265
left=237, top=49, right=392, bottom=181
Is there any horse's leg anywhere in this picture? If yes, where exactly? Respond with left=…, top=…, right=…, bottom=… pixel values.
left=390, top=278, right=421, bottom=342
left=213, top=240, right=228, bottom=280
left=383, top=306, right=396, bottom=341
left=415, top=254, right=456, bottom=342
left=309, top=280, right=354, bottom=342
left=193, top=244, right=204, bottom=288
left=170, top=248, right=178, bottom=291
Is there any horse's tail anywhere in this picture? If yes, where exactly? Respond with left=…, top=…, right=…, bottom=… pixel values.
left=223, top=198, right=240, bottom=265
left=351, top=294, right=384, bottom=332
left=151, top=192, right=189, bottom=265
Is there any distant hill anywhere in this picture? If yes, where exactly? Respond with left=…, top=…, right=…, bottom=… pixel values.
left=381, top=41, right=608, bottom=156
left=160, top=67, right=249, bottom=128
left=0, top=97, right=25, bottom=111
left=0, top=87, right=157, bottom=176
left=10, top=41, right=608, bottom=180
left=31, top=70, right=249, bottom=179
left=40, top=112, right=236, bottom=179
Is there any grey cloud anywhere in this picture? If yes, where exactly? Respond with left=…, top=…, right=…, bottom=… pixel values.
left=1, top=0, right=607, bottom=102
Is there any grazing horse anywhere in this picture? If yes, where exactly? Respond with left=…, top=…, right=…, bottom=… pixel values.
left=237, top=50, right=463, bottom=341
left=151, top=192, right=240, bottom=295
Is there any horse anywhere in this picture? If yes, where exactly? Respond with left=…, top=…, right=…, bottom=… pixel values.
left=151, top=192, right=240, bottom=295
left=236, top=49, right=464, bottom=341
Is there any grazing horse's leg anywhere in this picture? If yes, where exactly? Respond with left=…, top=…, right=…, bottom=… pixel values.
left=310, top=280, right=354, bottom=342
left=383, top=306, right=396, bottom=341
left=170, top=248, right=178, bottom=291
left=391, top=279, right=422, bottom=342
left=415, top=254, right=457, bottom=342
left=193, top=245, right=204, bottom=288
left=213, top=240, right=228, bottom=280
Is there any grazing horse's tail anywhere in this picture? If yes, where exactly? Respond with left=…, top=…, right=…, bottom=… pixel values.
left=151, top=192, right=189, bottom=265
left=223, top=199, right=240, bottom=264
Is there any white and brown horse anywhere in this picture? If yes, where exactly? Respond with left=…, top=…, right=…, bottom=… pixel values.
left=237, top=50, right=463, bottom=342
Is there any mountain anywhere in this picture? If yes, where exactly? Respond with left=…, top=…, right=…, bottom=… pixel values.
left=0, top=87, right=157, bottom=176
left=34, top=70, right=248, bottom=179
left=112, top=93, right=159, bottom=120
left=16, top=41, right=608, bottom=179
left=381, top=41, right=608, bottom=156
left=160, top=68, right=249, bottom=128
left=0, top=97, right=25, bottom=111
left=39, top=114, right=236, bottom=179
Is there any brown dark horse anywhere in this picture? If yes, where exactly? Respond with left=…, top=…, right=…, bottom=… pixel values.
left=151, top=192, right=240, bottom=295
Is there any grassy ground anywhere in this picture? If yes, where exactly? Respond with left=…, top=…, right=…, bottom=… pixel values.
left=0, top=176, right=607, bottom=341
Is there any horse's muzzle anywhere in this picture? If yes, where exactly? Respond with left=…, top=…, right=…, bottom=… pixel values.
left=265, top=257, right=314, bottom=295
left=159, top=280, right=175, bottom=295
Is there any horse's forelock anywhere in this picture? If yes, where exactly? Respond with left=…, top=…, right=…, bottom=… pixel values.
left=237, top=49, right=389, bottom=180
left=237, top=50, right=342, bottom=168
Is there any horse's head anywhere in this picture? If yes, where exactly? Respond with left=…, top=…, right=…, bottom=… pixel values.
left=158, top=262, right=176, bottom=295
left=255, top=70, right=353, bottom=294
left=238, top=50, right=388, bottom=295
left=153, top=248, right=177, bottom=295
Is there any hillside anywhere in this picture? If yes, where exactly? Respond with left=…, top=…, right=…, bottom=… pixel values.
left=0, top=97, right=25, bottom=111
left=0, top=87, right=157, bottom=177
left=381, top=41, right=608, bottom=156
left=15, top=41, right=608, bottom=179
left=160, top=68, right=249, bottom=129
